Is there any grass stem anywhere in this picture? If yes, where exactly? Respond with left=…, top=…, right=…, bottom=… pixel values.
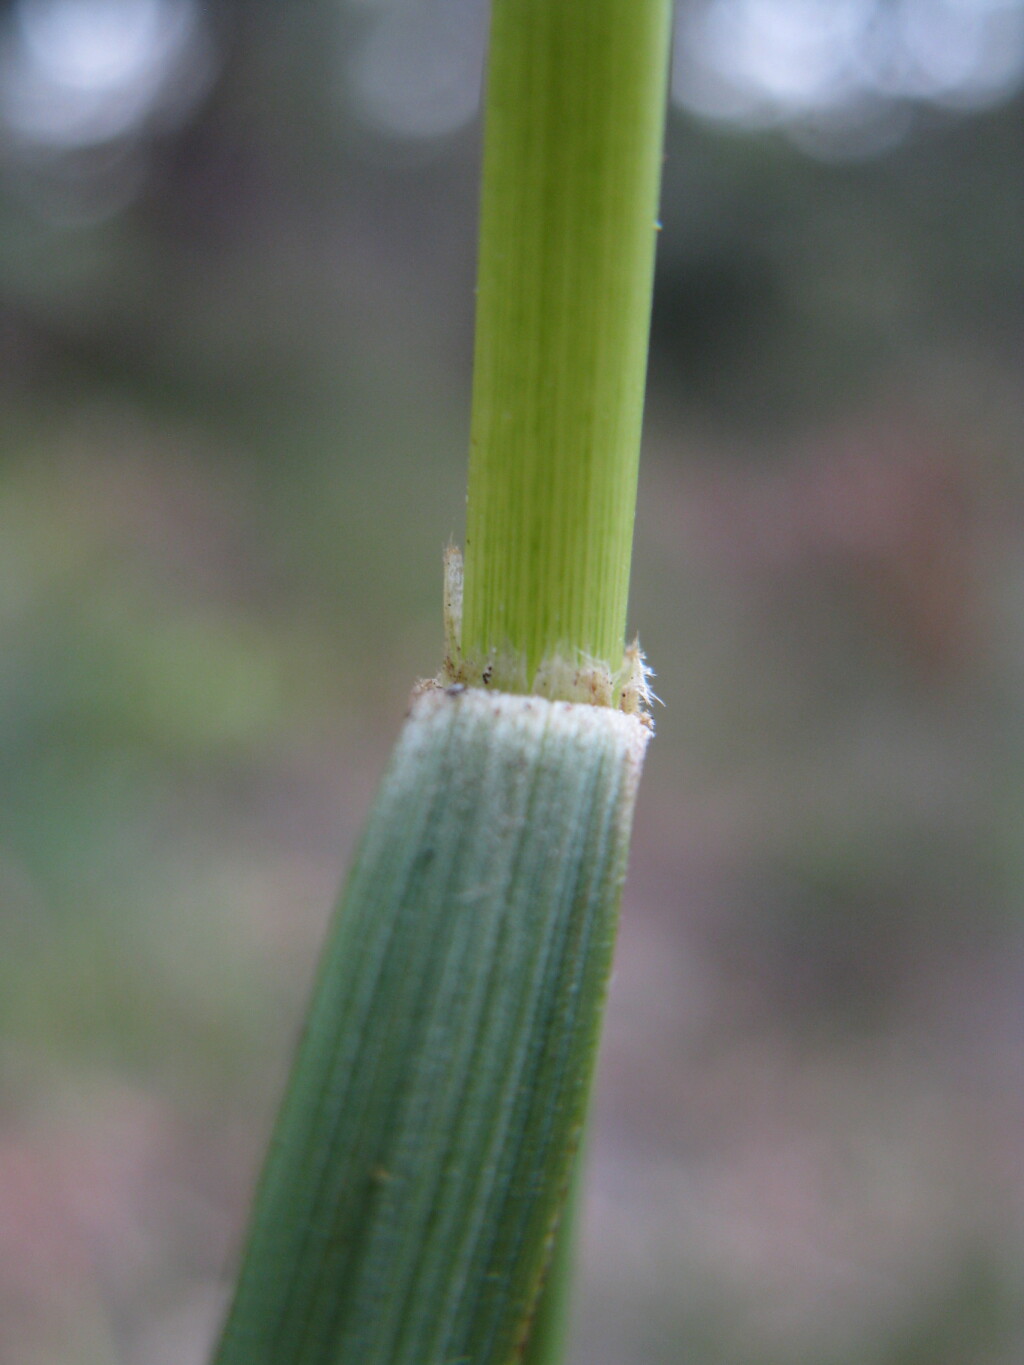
left=460, top=0, right=672, bottom=700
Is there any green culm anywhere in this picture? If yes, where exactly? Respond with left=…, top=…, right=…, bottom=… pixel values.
left=212, top=2, right=671, bottom=1361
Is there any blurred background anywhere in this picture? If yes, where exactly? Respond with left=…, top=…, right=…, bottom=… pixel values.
left=1, top=1, right=1022, bottom=1361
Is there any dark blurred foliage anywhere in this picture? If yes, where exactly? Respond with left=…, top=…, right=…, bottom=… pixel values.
left=1, top=3, right=1022, bottom=1363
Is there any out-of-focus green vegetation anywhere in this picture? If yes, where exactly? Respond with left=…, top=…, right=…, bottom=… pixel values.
left=1, top=2, right=1022, bottom=1362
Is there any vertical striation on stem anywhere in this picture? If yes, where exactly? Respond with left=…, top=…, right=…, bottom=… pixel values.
left=460, top=0, right=672, bottom=700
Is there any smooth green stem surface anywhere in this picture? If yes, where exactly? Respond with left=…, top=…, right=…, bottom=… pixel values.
left=213, top=689, right=648, bottom=1365
left=462, top=0, right=672, bottom=694
left=519, top=1155, right=583, bottom=1365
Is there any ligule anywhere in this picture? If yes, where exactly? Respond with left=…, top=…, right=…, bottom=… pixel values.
left=213, top=687, right=649, bottom=1365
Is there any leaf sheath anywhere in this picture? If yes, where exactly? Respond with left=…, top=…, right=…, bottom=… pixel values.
left=213, top=687, right=648, bottom=1365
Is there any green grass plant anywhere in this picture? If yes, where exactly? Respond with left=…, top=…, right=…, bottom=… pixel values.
left=212, top=3, right=671, bottom=1361
left=461, top=0, right=671, bottom=699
